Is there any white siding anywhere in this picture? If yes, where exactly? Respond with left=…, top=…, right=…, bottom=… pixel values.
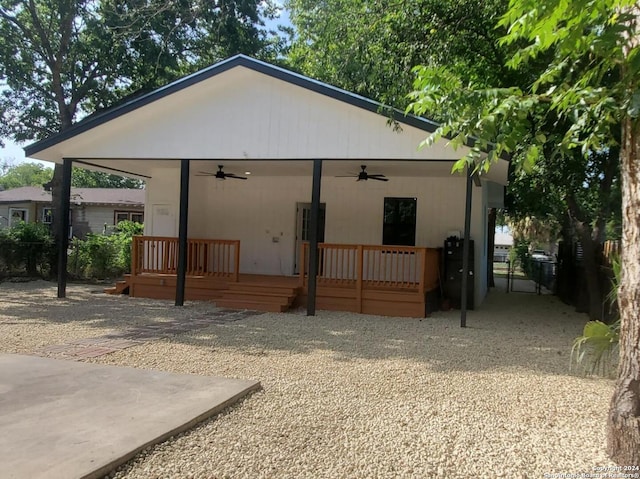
left=146, top=171, right=487, bottom=306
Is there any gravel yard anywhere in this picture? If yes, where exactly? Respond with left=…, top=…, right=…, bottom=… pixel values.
left=0, top=280, right=615, bottom=478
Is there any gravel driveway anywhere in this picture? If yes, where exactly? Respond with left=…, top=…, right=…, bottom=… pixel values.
left=0, top=280, right=615, bottom=478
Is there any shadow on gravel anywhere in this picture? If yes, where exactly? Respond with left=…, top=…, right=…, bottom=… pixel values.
left=0, top=279, right=590, bottom=376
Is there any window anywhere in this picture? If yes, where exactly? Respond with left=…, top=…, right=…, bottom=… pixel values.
left=114, top=211, right=144, bottom=224
left=42, top=207, right=53, bottom=224
left=382, top=198, right=417, bottom=246
left=9, top=208, right=28, bottom=227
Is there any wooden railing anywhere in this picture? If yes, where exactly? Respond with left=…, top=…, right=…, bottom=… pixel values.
left=131, top=236, right=240, bottom=281
left=300, top=242, right=440, bottom=295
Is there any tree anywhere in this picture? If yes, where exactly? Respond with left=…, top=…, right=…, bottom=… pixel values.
left=287, top=0, right=511, bottom=108
left=288, top=0, right=622, bottom=310
left=0, top=162, right=53, bottom=190
left=0, top=0, right=280, bottom=269
left=0, top=161, right=141, bottom=189
left=408, top=0, right=639, bottom=464
left=71, top=168, right=143, bottom=189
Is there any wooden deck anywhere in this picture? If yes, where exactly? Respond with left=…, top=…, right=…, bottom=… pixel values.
left=107, top=236, right=442, bottom=318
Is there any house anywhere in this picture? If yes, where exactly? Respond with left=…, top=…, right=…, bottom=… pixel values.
left=0, top=186, right=144, bottom=238
left=494, top=231, right=513, bottom=262
left=24, top=55, right=509, bottom=319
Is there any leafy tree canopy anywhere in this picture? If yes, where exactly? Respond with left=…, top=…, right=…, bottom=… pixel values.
left=287, top=0, right=511, bottom=109
left=71, top=168, right=143, bottom=189
left=0, top=161, right=143, bottom=189
left=0, top=162, right=53, bottom=190
left=0, top=0, right=282, bottom=145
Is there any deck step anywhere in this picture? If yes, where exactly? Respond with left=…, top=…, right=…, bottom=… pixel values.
left=216, top=282, right=300, bottom=313
left=221, top=290, right=297, bottom=302
left=225, top=282, right=300, bottom=295
left=104, top=280, right=130, bottom=295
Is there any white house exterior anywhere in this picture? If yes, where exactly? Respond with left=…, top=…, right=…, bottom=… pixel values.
left=24, top=55, right=509, bottom=313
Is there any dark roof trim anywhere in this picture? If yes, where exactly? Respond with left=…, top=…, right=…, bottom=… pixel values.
left=73, top=159, right=152, bottom=179
left=26, top=55, right=442, bottom=157
left=66, top=157, right=461, bottom=162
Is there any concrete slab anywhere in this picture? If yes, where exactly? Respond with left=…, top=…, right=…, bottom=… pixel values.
left=0, top=354, right=260, bottom=479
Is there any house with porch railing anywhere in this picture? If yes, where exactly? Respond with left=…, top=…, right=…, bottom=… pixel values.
left=24, top=55, right=508, bottom=319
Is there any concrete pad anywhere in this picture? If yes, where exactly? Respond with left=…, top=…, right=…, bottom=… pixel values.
left=0, top=354, right=260, bottom=479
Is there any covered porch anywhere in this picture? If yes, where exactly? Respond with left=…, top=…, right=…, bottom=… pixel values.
left=113, top=235, right=440, bottom=317
left=24, top=55, right=509, bottom=322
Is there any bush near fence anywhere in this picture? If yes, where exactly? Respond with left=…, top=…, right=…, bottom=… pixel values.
left=0, top=222, right=54, bottom=278
left=1, top=220, right=143, bottom=281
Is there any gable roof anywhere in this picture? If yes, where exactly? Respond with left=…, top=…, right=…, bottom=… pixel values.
left=0, top=187, right=144, bottom=206
left=23, top=55, right=509, bottom=186
left=24, top=55, right=442, bottom=157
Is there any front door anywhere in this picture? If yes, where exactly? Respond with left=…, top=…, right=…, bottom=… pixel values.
left=294, top=202, right=326, bottom=274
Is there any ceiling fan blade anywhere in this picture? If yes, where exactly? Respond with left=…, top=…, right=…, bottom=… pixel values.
left=368, top=174, right=386, bottom=178
left=226, top=174, right=248, bottom=180
left=335, top=175, right=357, bottom=177
left=369, top=176, right=389, bottom=181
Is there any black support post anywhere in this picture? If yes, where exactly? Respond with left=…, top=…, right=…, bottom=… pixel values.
left=460, top=165, right=473, bottom=328
left=57, top=158, right=72, bottom=298
left=306, top=159, right=323, bottom=316
left=175, top=159, right=190, bottom=306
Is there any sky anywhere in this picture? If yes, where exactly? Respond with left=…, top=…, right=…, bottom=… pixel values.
left=0, top=3, right=291, bottom=169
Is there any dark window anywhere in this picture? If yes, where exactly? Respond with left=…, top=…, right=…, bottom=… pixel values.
left=114, top=211, right=144, bottom=224
left=383, top=197, right=417, bottom=246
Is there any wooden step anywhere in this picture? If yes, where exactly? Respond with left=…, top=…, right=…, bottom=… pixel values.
left=225, top=282, right=300, bottom=295
left=104, top=280, right=130, bottom=295
left=221, top=290, right=297, bottom=302
left=216, top=281, right=300, bottom=313
left=215, top=298, right=289, bottom=313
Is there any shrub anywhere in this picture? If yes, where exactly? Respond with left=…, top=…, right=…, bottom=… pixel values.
left=0, top=229, right=18, bottom=275
left=571, top=253, right=621, bottom=376
left=2, top=222, right=54, bottom=277
left=67, top=220, right=143, bottom=280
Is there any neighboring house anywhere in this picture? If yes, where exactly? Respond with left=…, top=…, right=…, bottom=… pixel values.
left=494, top=231, right=513, bottom=262
left=0, top=186, right=144, bottom=238
left=24, top=55, right=509, bottom=317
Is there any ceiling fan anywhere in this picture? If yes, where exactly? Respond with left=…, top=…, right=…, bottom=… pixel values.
left=196, top=165, right=247, bottom=180
left=336, top=165, right=389, bottom=182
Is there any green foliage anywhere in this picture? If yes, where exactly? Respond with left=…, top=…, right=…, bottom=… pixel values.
left=287, top=0, right=511, bottom=110
left=571, top=320, right=620, bottom=376
left=0, top=161, right=144, bottom=190
left=0, top=221, right=53, bottom=277
left=71, top=168, right=144, bottom=189
left=606, top=253, right=621, bottom=316
left=0, top=0, right=283, bottom=145
left=407, top=0, right=637, bottom=174
left=509, top=239, right=532, bottom=274
left=0, top=162, right=53, bottom=190
left=68, top=220, right=142, bottom=279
